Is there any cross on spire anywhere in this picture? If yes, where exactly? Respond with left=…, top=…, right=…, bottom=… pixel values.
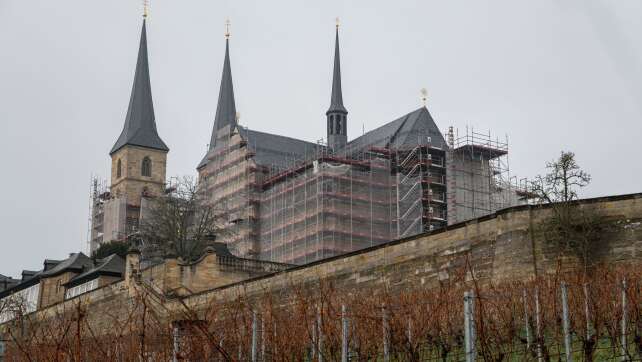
left=420, top=88, right=428, bottom=106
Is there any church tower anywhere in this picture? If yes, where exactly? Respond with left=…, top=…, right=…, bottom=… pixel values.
left=197, top=27, right=237, bottom=173
left=109, top=18, right=168, bottom=209
left=326, top=21, right=348, bottom=152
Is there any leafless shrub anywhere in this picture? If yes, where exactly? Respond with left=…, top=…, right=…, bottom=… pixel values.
left=1, top=264, right=641, bottom=361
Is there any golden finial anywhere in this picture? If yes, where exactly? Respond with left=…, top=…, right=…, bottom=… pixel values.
left=143, top=0, right=149, bottom=18
left=225, top=18, right=231, bottom=39
left=420, top=88, right=428, bottom=106
left=335, top=17, right=340, bottom=29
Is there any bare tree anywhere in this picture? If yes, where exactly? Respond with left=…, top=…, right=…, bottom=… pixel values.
left=530, top=151, right=591, bottom=204
left=530, top=151, right=602, bottom=272
left=138, top=176, right=235, bottom=262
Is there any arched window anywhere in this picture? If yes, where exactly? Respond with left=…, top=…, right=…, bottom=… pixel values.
left=329, top=115, right=334, bottom=134
left=141, top=157, right=152, bottom=177
left=116, top=159, right=122, bottom=178
left=336, top=118, right=342, bottom=134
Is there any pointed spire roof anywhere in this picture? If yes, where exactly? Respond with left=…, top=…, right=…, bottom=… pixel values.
left=209, top=37, right=237, bottom=150
left=197, top=36, right=237, bottom=170
left=110, top=19, right=168, bottom=155
left=327, top=27, right=347, bottom=115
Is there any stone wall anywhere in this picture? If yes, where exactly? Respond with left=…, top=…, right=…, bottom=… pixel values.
left=3, top=193, right=641, bottom=335
left=180, top=193, right=642, bottom=309
left=137, top=250, right=291, bottom=297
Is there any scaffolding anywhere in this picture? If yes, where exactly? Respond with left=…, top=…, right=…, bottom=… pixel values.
left=255, top=130, right=448, bottom=264
left=258, top=147, right=396, bottom=264
left=446, top=127, right=530, bottom=225
left=394, top=141, right=448, bottom=238
left=87, top=176, right=109, bottom=254
left=200, top=122, right=534, bottom=265
left=199, top=124, right=262, bottom=258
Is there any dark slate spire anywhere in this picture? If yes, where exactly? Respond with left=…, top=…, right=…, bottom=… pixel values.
left=326, top=22, right=348, bottom=151
left=327, top=27, right=347, bottom=115
left=110, top=19, right=168, bottom=155
left=209, top=37, right=237, bottom=150
left=197, top=33, right=237, bottom=170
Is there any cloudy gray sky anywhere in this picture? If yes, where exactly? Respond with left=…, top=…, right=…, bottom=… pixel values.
left=1, top=0, right=640, bottom=277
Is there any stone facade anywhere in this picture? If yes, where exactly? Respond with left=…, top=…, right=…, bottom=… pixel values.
left=90, top=145, right=168, bottom=250
left=110, top=145, right=167, bottom=206
left=38, top=271, right=76, bottom=309
left=3, top=193, right=640, bottom=336
left=138, top=250, right=290, bottom=296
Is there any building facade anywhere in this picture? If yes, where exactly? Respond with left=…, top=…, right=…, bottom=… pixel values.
left=0, top=253, right=124, bottom=324
left=90, top=19, right=169, bottom=253
left=90, top=19, right=529, bottom=264
left=0, top=243, right=288, bottom=325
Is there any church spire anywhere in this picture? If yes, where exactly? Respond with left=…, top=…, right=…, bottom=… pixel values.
left=208, top=22, right=237, bottom=151
left=326, top=19, right=348, bottom=151
left=110, top=19, right=168, bottom=155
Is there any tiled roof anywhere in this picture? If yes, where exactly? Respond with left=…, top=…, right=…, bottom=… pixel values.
left=343, top=107, right=447, bottom=154
left=40, top=253, right=94, bottom=278
left=240, top=128, right=323, bottom=170
left=64, top=254, right=124, bottom=287
left=0, top=253, right=94, bottom=297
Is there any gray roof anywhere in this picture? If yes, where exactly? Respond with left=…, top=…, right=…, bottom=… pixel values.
left=64, top=254, right=124, bottom=287
left=327, top=28, right=347, bottom=115
left=343, top=107, right=447, bottom=154
left=203, top=241, right=235, bottom=257
left=240, top=127, right=323, bottom=170
left=21, top=270, right=39, bottom=281
left=197, top=38, right=237, bottom=170
left=199, top=108, right=443, bottom=172
left=210, top=38, right=237, bottom=150
left=40, top=253, right=94, bottom=278
left=110, top=20, right=168, bottom=155
left=0, top=253, right=94, bottom=297
left=198, top=125, right=322, bottom=171
left=0, top=275, right=20, bottom=292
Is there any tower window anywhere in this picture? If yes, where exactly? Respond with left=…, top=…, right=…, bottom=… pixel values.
left=336, top=118, right=342, bottom=134
left=117, top=159, right=122, bottom=178
left=329, top=115, right=334, bottom=134
left=141, top=157, right=152, bottom=177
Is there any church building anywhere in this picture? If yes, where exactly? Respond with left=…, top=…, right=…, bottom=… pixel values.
left=91, top=17, right=528, bottom=265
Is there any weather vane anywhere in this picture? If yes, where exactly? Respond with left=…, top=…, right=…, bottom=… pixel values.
left=143, top=0, right=149, bottom=18
left=336, top=17, right=340, bottom=29
left=420, top=88, right=428, bottom=106
left=225, top=18, right=231, bottom=39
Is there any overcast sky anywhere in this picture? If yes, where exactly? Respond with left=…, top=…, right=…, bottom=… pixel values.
left=1, top=0, right=640, bottom=277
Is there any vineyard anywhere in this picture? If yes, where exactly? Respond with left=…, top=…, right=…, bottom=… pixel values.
left=1, top=264, right=641, bottom=361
